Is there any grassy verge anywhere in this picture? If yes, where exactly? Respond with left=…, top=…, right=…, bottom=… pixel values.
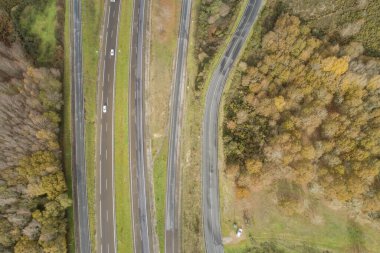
left=152, top=141, right=168, bottom=253
left=81, top=0, right=104, bottom=250
left=114, top=0, right=134, bottom=251
left=180, top=1, right=250, bottom=252
left=63, top=0, right=75, bottom=251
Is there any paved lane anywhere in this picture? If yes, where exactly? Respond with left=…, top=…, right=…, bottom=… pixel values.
left=95, top=1, right=121, bottom=253
left=70, top=0, right=91, bottom=251
left=129, top=0, right=153, bottom=252
left=164, top=0, right=192, bottom=252
left=201, top=0, right=263, bottom=252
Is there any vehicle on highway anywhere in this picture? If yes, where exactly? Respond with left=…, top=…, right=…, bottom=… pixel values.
left=236, top=228, right=243, bottom=238
left=110, top=49, right=114, bottom=56
left=102, top=105, right=107, bottom=113
left=111, top=0, right=115, bottom=2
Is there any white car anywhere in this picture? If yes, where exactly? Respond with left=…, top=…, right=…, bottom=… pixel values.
left=102, top=105, right=107, bottom=113
left=111, top=0, right=115, bottom=2
left=236, top=228, right=243, bottom=238
left=110, top=49, right=114, bottom=56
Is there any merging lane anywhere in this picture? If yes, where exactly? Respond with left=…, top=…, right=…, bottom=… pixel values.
left=95, top=1, right=121, bottom=253
left=70, top=0, right=91, bottom=252
left=129, top=0, right=153, bottom=252
left=164, top=0, right=192, bottom=252
left=201, top=0, right=263, bottom=252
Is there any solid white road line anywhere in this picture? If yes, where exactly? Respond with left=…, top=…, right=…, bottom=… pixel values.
left=100, top=125, right=102, bottom=154
left=100, top=199, right=102, bottom=239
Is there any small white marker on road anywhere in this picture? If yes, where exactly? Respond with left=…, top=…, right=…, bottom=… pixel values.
left=106, top=179, right=108, bottom=190
left=106, top=149, right=108, bottom=160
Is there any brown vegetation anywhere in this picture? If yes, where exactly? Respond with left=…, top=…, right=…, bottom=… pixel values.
left=194, top=0, right=243, bottom=90
left=223, top=14, right=380, bottom=220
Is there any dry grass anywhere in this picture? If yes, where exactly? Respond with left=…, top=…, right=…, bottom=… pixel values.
left=147, top=0, right=180, bottom=252
left=147, top=0, right=179, bottom=155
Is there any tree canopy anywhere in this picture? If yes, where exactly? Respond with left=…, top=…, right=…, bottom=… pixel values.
left=224, top=14, right=380, bottom=219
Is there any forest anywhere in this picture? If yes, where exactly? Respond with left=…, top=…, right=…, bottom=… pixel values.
left=224, top=13, right=380, bottom=220
left=0, top=0, right=70, bottom=252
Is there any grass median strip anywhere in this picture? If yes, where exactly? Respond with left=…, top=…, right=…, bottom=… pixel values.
left=114, top=0, right=134, bottom=251
left=82, top=0, right=104, bottom=250
left=153, top=141, right=168, bottom=253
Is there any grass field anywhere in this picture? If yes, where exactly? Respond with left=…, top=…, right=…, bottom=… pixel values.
left=63, top=0, right=75, bottom=251
left=113, top=0, right=134, bottom=251
left=221, top=183, right=380, bottom=253
left=81, top=0, right=104, bottom=250
left=19, top=0, right=57, bottom=64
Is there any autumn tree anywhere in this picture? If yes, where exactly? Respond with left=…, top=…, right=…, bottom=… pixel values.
left=223, top=14, right=380, bottom=218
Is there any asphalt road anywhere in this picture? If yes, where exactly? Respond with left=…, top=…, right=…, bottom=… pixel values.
left=95, top=1, right=121, bottom=253
left=128, top=0, right=153, bottom=252
left=164, top=0, right=192, bottom=252
left=70, top=0, right=91, bottom=252
left=201, top=0, right=262, bottom=252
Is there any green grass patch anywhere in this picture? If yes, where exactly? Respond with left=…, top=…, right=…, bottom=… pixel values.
left=114, top=0, right=134, bottom=251
left=81, top=0, right=103, bottom=250
left=223, top=190, right=380, bottom=252
left=63, top=0, right=75, bottom=251
left=20, top=0, right=56, bottom=63
left=15, top=0, right=58, bottom=65
left=153, top=141, right=168, bottom=253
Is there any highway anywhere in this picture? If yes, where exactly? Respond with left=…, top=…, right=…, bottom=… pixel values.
left=201, top=0, right=262, bottom=252
left=95, top=1, right=120, bottom=253
left=164, top=0, right=192, bottom=252
left=70, top=0, right=91, bottom=252
left=128, top=0, right=154, bottom=252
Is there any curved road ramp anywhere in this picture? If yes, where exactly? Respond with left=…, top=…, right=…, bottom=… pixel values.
left=201, top=0, right=263, bottom=252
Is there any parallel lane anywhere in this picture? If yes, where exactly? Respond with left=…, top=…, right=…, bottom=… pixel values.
left=201, top=0, right=263, bottom=252
left=129, top=0, right=153, bottom=252
left=71, top=0, right=91, bottom=251
left=164, top=0, right=192, bottom=252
